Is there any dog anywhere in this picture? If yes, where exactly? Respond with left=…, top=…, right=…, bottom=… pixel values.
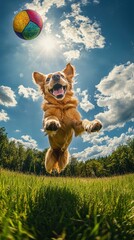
left=33, top=63, right=102, bottom=173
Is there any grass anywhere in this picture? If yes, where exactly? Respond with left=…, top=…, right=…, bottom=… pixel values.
left=0, top=170, right=134, bottom=240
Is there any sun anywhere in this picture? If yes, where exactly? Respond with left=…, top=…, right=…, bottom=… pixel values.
left=43, top=35, right=58, bottom=53
left=23, top=33, right=63, bottom=64
left=36, top=34, right=61, bottom=55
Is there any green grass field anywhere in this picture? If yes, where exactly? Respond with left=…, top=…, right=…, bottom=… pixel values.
left=0, top=170, right=134, bottom=240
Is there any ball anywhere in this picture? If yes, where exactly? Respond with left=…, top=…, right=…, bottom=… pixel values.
left=13, top=9, right=43, bottom=40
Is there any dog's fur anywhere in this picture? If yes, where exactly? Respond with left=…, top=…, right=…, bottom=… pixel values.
left=33, top=63, right=102, bottom=173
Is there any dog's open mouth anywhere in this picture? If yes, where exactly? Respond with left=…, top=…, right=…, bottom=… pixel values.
left=49, top=84, right=67, bottom=99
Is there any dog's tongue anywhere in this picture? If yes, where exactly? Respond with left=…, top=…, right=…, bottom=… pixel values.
left=53, top=87, right=64, bottom=96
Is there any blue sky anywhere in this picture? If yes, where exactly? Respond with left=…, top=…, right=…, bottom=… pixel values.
left=0, top=0, right=134, bottom=160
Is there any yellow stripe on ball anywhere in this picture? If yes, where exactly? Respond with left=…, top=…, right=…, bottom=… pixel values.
left=13, top=11, right=30, bottom=33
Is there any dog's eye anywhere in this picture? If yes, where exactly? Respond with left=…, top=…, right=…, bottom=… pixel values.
left=61, top=74, right=65, bottom=79
left=46, top=77, right=50, bottom=83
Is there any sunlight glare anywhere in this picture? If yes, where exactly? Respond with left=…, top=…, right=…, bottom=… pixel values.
left=29, top=33, right=63, bottom=65
left=38, top=35, right=60, bottom=54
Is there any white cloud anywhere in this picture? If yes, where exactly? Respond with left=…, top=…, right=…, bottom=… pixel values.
left=81, top=0, right=89, bottom=5
left=82, top=130, right=109, bottom=144
left=21, top=135, right=33, bottom=141
left=0, top=86, right=17, bottom=107
left=63, top=50, right=80, bottom=61
left=15, top=129, right=21, bottom=133
left=70, top=147, right=78, bottom=151
left=60, top=3, right=105, bottom=50
left=60, top=18, right=82, bottom=43
left=128, top=127, right=134, bottom=134
left=76, top=88, right=94, bottom=112
left=80, top=94, right=94, bottom=112
left=18, top=85, right=40, bottom=101
left=95, top=62, right=134, bottom=131
left=19, top=73, right=24, bottom=78
left=70, top=3, right=81, bottom=16
left=20, top=0, right=105, bottom=62
left=73, top=127, right=134, bottom=161
left=10, top=135, right=38, bottom=149
left=93, top=0, right=100, bottom=4
left=25, top=0, right=65, bottom=20
left=44, top=22, right=52, bottom=33
left=0, top=109, right=10, bottom=122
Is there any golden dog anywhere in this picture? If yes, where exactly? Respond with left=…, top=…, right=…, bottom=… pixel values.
left=33, top=63, right=102, bottom=173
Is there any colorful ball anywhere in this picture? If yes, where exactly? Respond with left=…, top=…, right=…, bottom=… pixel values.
left=13, top=9, right=43, bottom=40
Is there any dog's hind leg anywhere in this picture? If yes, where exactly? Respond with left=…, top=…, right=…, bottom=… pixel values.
left=58, top=149, right=69, bottom=173
left=45, top=148, right=69, bottom=173
left=45, top=148, right=59, bottom=173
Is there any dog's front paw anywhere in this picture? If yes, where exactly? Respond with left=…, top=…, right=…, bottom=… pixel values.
left=83, top=119, right=102, bottom=133
left=90, top=119, right=102, bottom=132
left=44, top=119, right=61, bottom=132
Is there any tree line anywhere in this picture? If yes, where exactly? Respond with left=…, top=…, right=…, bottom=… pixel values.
left=0, top=127, right=134, bottom=177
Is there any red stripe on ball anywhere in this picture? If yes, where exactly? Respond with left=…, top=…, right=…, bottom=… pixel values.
left=26, top=9, right=43, bottom=30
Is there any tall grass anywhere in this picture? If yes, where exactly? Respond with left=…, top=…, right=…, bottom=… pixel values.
left=0, top=170, right=134, bottom=240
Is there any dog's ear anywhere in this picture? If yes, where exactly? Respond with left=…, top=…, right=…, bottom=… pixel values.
left=63, top=63, right=75, bottom=80
left=32, top=72, right=46, bottom=85
left=32, top=72, right=46, bottom=89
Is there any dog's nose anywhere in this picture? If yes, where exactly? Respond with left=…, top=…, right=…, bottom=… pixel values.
left=52, top=74, right=60, bottom=82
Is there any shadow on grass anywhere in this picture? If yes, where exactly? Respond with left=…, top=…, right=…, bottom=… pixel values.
left=26, top=185, right=134, bottom=240
left=26, top=186, right=82, bottom=240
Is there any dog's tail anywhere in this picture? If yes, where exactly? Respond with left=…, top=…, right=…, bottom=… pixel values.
left=45, top=148, right=69, bottom=174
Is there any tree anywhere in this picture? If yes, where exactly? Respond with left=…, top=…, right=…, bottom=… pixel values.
left=0, top=127, right=9, bottom=168
left=0, top=127, right=134, bottom=177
